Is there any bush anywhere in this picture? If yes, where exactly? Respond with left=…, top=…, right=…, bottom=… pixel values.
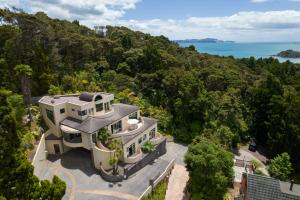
left=255, top=169, right=267, bottom=176
left=141, top=141, right=155, bottom=153
left=251, top=160, right=262, bottom=170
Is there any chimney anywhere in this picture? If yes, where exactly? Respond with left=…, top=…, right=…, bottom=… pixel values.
left=290, top=180, right=294, bottom=191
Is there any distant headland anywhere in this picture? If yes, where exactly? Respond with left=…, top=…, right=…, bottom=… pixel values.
left=276, top=49, right=300, bottom=58
left=175, top=38, right=235, bottom=43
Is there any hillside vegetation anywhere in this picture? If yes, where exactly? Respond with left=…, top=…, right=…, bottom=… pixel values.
left=0, top=9, right=300, bottom=199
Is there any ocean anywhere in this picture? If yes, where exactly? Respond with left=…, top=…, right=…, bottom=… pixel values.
left=177, top=42, right=300, bottom=63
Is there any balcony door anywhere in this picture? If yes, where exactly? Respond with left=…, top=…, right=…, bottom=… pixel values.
left=53, top=144, right=60, bottom=154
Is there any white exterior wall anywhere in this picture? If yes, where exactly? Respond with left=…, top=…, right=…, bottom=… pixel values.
left=92, top=144, right=114, bottom=170
left=46, top=139, right=64, bottom=154
left=39, top=102, right=65, bottom=137
left=123, top=123, right=157, bottom=158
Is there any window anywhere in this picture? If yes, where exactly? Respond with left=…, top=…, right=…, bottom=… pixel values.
left=104, top=102, right=110, bottom=112
left=72, top=108, right=75, bottom=112
left=92, top=133, right=96, bottom=143
left=96, top=103, right=103, bottom=112
left=60, top=108, right=65, bottom=114
left=111, top=121, right=122, bottom=134
left=78, top=110, right=87, bottom=116
left=143, top=134, right=147, bottom=141
left=94, top=95, right=102, bottom=102
left=46, top=109, right=55, bottom=124
left=129, top=112, right=137, bottom=119
left=62, top=131, right=82, bottom=143
left=110, top=100, right=113, bottom=105
left=149, top=128, right=156, bottom=139
left=127, top=143, right=136, bottom=157
left=138, top=137, right=142, bottom=144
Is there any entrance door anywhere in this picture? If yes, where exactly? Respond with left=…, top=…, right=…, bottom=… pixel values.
left=53, top=144, right=60, bottom=154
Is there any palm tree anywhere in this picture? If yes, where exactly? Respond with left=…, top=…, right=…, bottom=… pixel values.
left=14, top=64, right=33, bottom=124
left=108, top=139, right=123, bottom=175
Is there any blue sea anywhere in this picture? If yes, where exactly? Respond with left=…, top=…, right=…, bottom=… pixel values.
left=177, top=42, right=300, bottom=63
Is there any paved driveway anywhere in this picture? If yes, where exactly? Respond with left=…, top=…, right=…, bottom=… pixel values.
left=35, top=142, right=188, bottom=200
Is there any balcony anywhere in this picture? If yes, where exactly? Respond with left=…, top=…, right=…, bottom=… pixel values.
left=61, top=125, right=83, bottom=147
left=112, top=118, right=143, bottom=137
left=124, top=148, right=143, bottom=164
left=150, top=133, right=164, bottom=145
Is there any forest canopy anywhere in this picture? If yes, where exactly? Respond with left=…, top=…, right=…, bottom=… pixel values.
left=0, top=8, right=299, bottom=199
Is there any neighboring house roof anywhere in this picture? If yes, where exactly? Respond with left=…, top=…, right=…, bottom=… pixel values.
left=60, top=103, right=139, bottom=134
left=45, top=133, right=62, bottom=140
left=246, top=174, right=300, bottom=200
left=120, top=117, right=157, bottom=144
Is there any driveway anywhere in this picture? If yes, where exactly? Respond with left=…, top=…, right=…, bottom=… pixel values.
left=234, top=148, right=269, bottom=178
left=34, top=142, right=188, bottom=200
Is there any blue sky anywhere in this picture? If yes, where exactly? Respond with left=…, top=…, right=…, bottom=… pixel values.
left=124, top=0, right=300, bottom=20
left=0, top=0, right=300, bottom=42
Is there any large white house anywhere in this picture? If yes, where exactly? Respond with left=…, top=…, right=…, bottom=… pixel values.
left=38, top=92, right=164, bottom=170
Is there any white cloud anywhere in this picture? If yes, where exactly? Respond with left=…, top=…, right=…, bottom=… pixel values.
left=119, top=10, right=300, bottom=42
left=251, top=0, right=271, bottom=3
left=0, top=1, right=300, bottom=41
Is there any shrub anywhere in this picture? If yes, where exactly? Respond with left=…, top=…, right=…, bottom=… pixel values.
left=142, top=141, right=155, bottom=153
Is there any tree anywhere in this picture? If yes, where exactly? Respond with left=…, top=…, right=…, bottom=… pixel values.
left=14, top=64, right=33, bottom=123
left=97, top=128, right=111, bottom=145
left=108, top=139, right=123, bottom=174
left=185, top=137, right=234, bottom=200
left=0, top=90, right=66, bottom=199
left=268, top=152, right=293, bottom=181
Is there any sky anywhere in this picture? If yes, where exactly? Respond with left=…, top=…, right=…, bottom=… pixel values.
left=0, top=0, right=300, bottom=42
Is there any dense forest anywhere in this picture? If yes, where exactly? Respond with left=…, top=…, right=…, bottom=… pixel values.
left=0, top=8, right=300, bottom=199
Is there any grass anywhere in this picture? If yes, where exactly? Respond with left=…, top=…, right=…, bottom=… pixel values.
left=142, top=179, right=168, bottom=200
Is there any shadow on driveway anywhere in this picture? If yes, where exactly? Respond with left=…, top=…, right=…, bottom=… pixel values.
left=48, top=148, right=98, bottom=177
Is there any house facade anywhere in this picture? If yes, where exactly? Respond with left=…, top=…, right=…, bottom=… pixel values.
left=38, top=92, right=164, bottom=170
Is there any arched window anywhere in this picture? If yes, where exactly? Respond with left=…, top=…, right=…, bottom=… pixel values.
left=94, top=95, right=102, bottom=101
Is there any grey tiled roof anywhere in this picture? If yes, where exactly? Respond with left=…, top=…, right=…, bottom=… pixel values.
left=247, top=174, right=300, bottom=200
left=45, top=133, right=62, bottom=140
left=60, top=103, right=139, bottom=134
left=120, top=117, right=157, bottom=144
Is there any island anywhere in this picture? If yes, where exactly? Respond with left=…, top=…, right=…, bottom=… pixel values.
left=277, top=49, right=300, bottom=58
left=175, top=38, right=235, bottom=43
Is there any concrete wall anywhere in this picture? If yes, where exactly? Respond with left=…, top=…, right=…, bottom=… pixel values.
left=32, top=134, right=47, bottom=176
left=46, top=139, right=64, bottom=154
left=91, top=143, right=115, bottom=170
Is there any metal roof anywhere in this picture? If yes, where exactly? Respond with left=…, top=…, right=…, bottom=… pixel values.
left=246, top=174, right=300, bottom=200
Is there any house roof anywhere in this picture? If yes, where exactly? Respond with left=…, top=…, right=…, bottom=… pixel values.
left=39, top=92, right=113, bottom=106
left=120, top=117, right=157, bottom=144
left=45, top=133, right=62, bottom=140
left=246, top=174, right=300, bottom=200
left=60, top=103, right=139, bottom=134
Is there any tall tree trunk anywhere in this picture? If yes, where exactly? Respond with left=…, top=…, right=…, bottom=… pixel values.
left=21, top=75, right=32, bottom=124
